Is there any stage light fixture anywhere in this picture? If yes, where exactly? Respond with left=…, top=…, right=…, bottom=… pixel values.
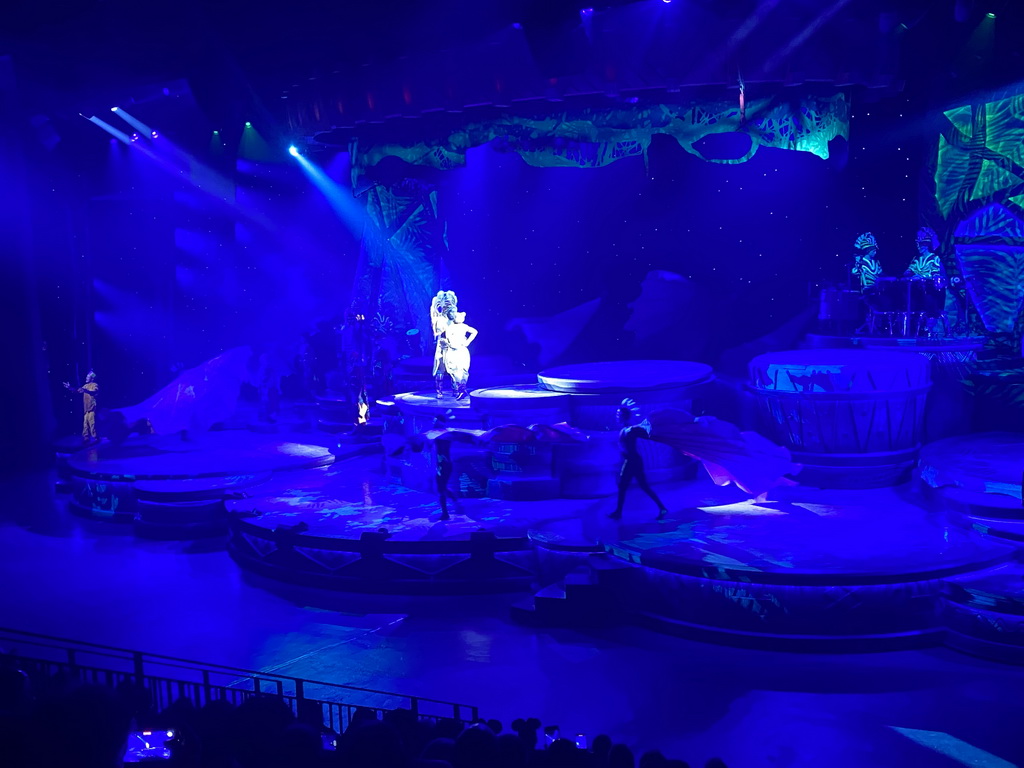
left=130, top=132, right=140, bottom=142
left=151, top=131, right=159, bottom=138
left=111, top=106, right=119, bottom=112
left=245, top=121, right=252, bottom=127
left=288, top=145, right=299, bottom=156
left=661, top=0, right=671, bottom=4
left=986, top=11, right=995, bottom=18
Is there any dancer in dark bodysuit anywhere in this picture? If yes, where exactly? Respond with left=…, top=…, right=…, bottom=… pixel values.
left=609, top=399, right=668, bottom=521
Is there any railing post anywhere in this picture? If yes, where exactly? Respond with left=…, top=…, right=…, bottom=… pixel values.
left=410, top=697, right=419, bottom=718
left=132, top=652, right=145, bottom=684
left=294, top=678, right=304, bottom=702
left=66, top=649, right=77, bottom=670
left=202, top=670, right=211, bottom=705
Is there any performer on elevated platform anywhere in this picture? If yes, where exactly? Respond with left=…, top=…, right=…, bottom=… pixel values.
left=906, top=227, right=942, bottom=278
left=443, top=310, right=478, bottom=401
left=852, top=232, right=883, bottom=290
left=431, top=290, right=458, bottom=398
left=64, top=371, right=99, bottom=445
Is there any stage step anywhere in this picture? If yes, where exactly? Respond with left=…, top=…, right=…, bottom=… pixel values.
left=510, top=556, right=635, bottom=628
left=961, top=515, right=1024, bottom=543
left=941, top=562, right=1024, bottom=664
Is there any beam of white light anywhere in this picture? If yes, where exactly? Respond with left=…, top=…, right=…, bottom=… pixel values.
left=83, top=113, right=275, bottom=233
left=112, top=108, right=153, bottom=137
left=763, top=0, right=854, bottom=74
left=290, top=151, right=366, bottom=236
left=889, top=727, right=1017, bottom=768
left=84, top=115, right=133, bottom=144
left=692, top=0, right=782, bottom=82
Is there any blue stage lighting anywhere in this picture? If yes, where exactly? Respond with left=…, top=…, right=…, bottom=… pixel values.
left=581, top=8, right=594, bottom=17
left=130, top=132, right=140, bottom=142
left=151, top=131, right=159, bottom=139
left=111, top=106, right=119, bottom=112
left=288, top=145, right=300, bottom=156
left=661, top=0, right=671, bottom=4
left=245, top=121, right=252, bottom=127
left=986, top=12, right=996, bottom=18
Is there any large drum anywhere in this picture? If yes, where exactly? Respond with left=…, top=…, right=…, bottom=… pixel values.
left=748, top=349, right=931, bottom=488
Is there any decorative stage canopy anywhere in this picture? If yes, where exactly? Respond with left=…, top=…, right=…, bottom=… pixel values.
left=347, top=93, right=849, bottom=177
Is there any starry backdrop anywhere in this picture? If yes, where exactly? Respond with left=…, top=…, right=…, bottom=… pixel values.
left=36, top=91, right=922, bottom=427
left=440, top=93, right=923, bottom=369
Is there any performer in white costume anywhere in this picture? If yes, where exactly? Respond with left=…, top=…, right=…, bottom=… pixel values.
left=430, top=291, right=458, bottom=398
left=443, top=310, right=478, bottom=400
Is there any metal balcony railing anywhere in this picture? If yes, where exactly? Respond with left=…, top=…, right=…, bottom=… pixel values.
left=0, top=627, right=478, bottom=732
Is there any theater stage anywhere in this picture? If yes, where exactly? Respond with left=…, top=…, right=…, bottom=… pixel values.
left=46, top=358, right=1024, bottom=662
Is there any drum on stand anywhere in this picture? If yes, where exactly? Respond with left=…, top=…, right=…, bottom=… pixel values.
left=864, top=277, right=947, bottom=338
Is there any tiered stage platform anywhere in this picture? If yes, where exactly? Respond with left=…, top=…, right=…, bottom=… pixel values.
left=225, top=454, right=561, bottom=594
left=50, top=364, right=1024, bottom=662
left=65, top=431, right=337, bottom=538
left=522, top=487, right=1015, bottom=651
left=383, top=360, right=711, bottom=501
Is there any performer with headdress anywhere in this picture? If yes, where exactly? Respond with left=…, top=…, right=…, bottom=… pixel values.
left=609, top=398, right=668, bottom=521
left=443, top=310, right=478, bottom=401
left=906, top=227, right=941, bottom=278
left=609, top=399, right=800, bottom=520
left=430, top=290, right=458, bottom=398
left=64, top=370, right=99, bottom=445
left=852, top=232, right=883, bottom=290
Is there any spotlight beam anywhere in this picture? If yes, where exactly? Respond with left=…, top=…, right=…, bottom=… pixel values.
left=112, top=108, right=154, bottom=137
left=692, top=0, right=782, bottom=82
left=763, top=0, right=854, bottom=74
left=289, top=150, right=366, bottom=236
left=83, top=115, right=133, bottom=144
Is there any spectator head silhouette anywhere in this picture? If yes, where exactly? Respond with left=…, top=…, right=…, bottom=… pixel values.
left=609, top=743, right=636, bottom=768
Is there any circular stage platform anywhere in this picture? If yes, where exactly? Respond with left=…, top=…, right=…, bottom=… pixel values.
left=66, top=431, right=336, bottom=537
left=919, top=432, right=1023, bottom=511
left=525, top=489, right=1016, bottom=650
left=225, top=454, right=564, bottom=593
left=537, top=360, right=713, bottom=394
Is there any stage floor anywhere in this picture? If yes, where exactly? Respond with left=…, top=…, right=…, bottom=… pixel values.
left=67, top=430, right=336, bottom=479
left=533, top=492, right=1012, bottom=585
left=5, top=470, right=1024, bottom=768
left=226, top=455, right=581, bottom=542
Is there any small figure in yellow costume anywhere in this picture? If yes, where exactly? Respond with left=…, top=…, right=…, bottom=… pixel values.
left=64, top=371, right=99, bottom=444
